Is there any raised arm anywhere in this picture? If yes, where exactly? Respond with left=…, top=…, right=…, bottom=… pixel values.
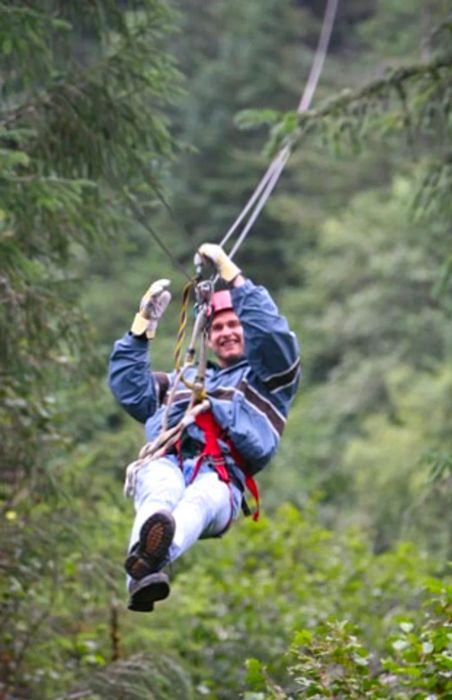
left=108, top=335, right=160, bottom=422
left=196, top=243, right=301, bottom=399
left=231, top=279, right=300, bottom=396
left=108, top=278, right=172, bottom=422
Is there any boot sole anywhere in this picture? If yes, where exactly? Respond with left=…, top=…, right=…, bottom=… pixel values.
left=125, top=510, right=175, bottom=580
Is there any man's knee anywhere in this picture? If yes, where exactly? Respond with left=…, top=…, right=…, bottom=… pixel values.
left=135, top=458, right=184, bottom=506
left=185, top=473, right=231, bottom=522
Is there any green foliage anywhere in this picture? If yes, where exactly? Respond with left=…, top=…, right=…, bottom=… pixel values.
left=5, top=495, right=444, bottom=699
left=123, top=503, right=439, bottom=698
left=245, top=579, right=451, bottom=698
left=240, top=7, right=452, bottom=228
left=0, top=0, right=180, bottom=485
left=76, top=654, right=194, bottom=699
left=342, top=362, right=452, bottom=553
left=264, top=172, right=451, bottom=555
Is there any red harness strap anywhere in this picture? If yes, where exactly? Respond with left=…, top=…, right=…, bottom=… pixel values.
left=192, top=410, right=260, bottom=521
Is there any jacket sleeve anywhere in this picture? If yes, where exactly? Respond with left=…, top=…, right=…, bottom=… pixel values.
left=231, top=279, right=301, bottom=402
left=108, top=333, right=160, bottom=423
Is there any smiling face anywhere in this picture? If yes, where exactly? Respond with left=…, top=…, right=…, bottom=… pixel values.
left=208, top=309, right=245, bottom=368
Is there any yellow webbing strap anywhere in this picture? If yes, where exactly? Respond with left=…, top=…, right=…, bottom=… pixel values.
left=174, top=279, right=195, bottom=370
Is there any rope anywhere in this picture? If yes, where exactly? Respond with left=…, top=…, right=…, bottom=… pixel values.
left=228, top=148, right=289, bottom=259
left=153, top=278, right=213, bottom=445
left=220, top=0, right=339, bottom=258
left=124, top=399, right=210, bottom=497
left=297, top=0, right=339, bottom=114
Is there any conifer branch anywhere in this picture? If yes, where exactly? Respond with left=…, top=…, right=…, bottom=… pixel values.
left=290, top=56, right=452, bottom=145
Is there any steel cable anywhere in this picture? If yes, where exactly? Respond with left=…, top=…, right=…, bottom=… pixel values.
left=220, top=0, right=339, bottom=259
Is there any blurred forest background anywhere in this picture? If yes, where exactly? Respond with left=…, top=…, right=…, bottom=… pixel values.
left=0, top=1, right=451, bottom=698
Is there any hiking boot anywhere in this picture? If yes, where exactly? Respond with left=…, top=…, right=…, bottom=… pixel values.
left=125, top=510, right=175, bottom=580
left=128, top=571, right=171, bottom=612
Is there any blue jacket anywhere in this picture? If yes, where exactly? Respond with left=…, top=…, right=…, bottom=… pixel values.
left=108, top=279, right=300, bottom=478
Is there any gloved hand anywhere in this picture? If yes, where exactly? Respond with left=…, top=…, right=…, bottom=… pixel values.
left=195, top=243, right=241, bottom=283
left=131, top=278, right=171, bottom=339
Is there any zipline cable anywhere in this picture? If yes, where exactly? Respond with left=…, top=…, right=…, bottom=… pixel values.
left=228, top=148, right=289, bottom=259
left=121, top=0, right=338, bottom=283
left=220, top=0, right=339, bottom=258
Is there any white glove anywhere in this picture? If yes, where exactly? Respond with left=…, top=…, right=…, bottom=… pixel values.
left=130, top=278, right=171, bottom=339
left=195, top=243, right=241, bottom=283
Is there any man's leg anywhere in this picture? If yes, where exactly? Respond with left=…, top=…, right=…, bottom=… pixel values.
left=126, top=457, right=184, bottom=611
left=128, top=456, right=184, bottom=552
left=168, top=469, right=241, bottom=562
left=127, top=463, right=241, bottom=612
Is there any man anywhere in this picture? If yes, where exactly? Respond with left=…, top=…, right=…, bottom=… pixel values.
left=108, top=243, right=300, bottom=612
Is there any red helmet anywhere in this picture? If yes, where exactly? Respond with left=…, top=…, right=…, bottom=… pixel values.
left=211, top=289, right=233, bottom=315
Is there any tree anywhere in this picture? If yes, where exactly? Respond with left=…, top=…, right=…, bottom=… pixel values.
left=0, top=2, right=181, bottom=696
left=265, top=174, right=451, bottom=553
left=0, top=0, right=180, bottom=491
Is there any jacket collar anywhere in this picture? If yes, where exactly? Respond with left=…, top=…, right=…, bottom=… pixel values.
left=207, top=358, right=247, bottom=374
